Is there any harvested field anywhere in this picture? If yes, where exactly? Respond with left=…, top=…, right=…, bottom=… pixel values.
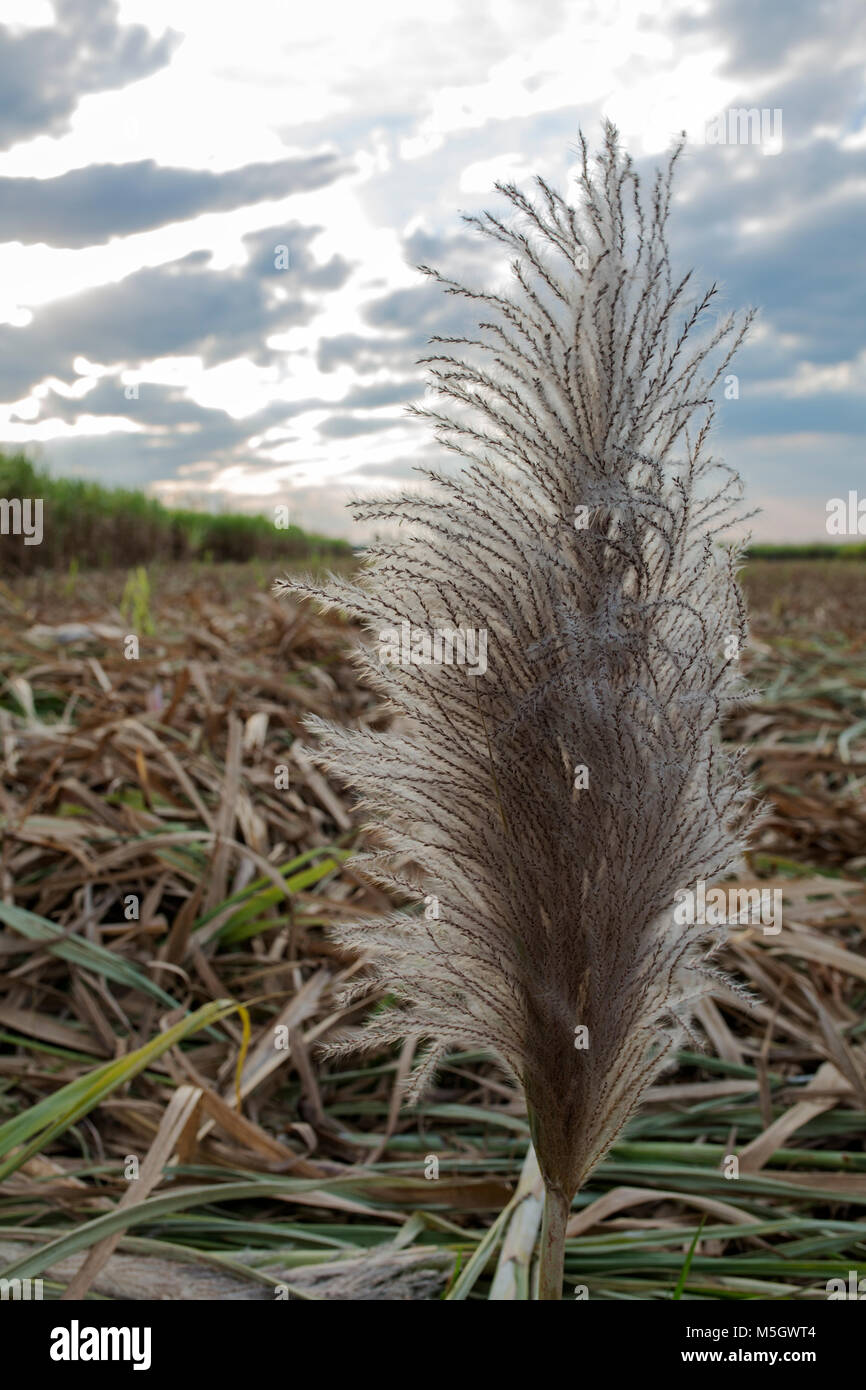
left=0, top=560, right=864, bottom=1300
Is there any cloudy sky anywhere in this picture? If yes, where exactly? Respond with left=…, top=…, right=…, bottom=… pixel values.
left=0, top=0, right=862, bottom=541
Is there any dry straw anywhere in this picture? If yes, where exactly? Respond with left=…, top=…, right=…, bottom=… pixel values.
left=278, top=122, right=759, bottom=1298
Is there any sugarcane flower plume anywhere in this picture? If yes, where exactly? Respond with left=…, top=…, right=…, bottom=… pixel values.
left=276, top=121, right=759, bottom=1208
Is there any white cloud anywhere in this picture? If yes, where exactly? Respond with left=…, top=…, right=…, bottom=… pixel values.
left=459, top=152, right=534, bottom=193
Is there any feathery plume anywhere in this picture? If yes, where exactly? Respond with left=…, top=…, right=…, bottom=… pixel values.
left=277, top=121, right=758, bottom=1298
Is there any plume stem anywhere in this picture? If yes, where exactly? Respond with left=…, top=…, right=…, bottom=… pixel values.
left=538, top=1184, right=571, bottom=1300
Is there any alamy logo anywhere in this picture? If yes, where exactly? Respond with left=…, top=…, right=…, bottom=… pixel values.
left=49, top=1320, right=152, bottom=1371
left=674, top=882, right=782, bottom=935
left=826, top=1271, right=866, bottom=1299
left=0, top=497, right=43, bottom=545
left=826, top=491, right=866, bottom=536
left=379, top=621, right=488, bottom=675
left=0, top=1277, right=43, bottom=1299
left=704, top=108, right=783, bottom=152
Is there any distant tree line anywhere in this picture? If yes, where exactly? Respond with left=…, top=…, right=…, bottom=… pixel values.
left=0, top=453, right=352, bottom=573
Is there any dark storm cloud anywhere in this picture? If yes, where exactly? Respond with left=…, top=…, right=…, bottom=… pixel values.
left=665, top=142, right=866, bottom=365
left=24, top=378, right=299, bottom=434
left=714, top=386, right=866, bottom=439
left=26, top=430, right=241, bottom=490
left=22, top=381, right=308, bottom=488
left=672, top=0, right=866, bottom=76
left=313, top=180, right=866, bottom=477
left=363, top=283, right=450, bottom=333
left=0, top=0, right=180, bottom=151
left=316, top=226, right=493, bottom=375
left=0, top=154, right=351, bottom=248
left=0, top=223, right=354, bottom=400
left=340, top=380, right=420, bottom=408
left=618, top=102, right=866, bottom=451
left=240, top=223, right=352, bottom=289
left=0, top=250, right=298, bottom=394
left=672, top=139, right=866, bottom=243
left=26, top=369, right=420, bottom=466
left=318, top=413, right=404, bottom=438
left=316, top=333, right=390, bottom=374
